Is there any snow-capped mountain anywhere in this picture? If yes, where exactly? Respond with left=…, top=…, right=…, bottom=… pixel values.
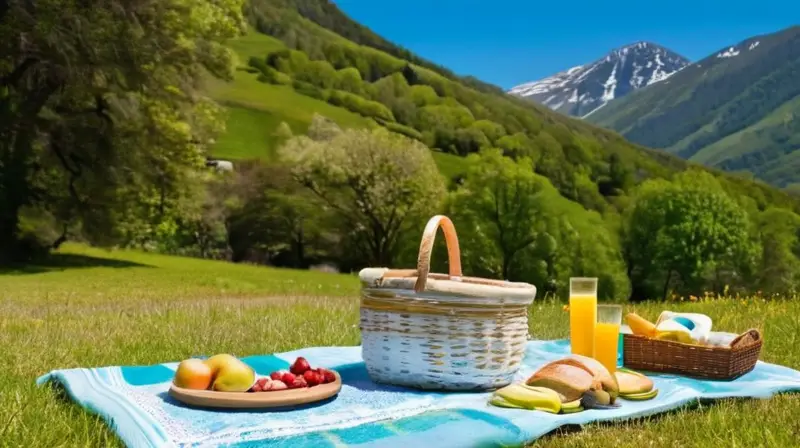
left=508, top=42, right=690, bottom=118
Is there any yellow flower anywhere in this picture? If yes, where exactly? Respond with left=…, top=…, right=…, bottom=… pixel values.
left=689, top=295, right=698, bottom=302
left=562, top=304, right=570, bottom=312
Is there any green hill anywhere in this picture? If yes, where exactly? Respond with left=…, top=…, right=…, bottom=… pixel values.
left=204, top=29, right=471, bottom=180
left=201, top=0, right=800, bottom=216
left=587, top=26, right=800, bottom=188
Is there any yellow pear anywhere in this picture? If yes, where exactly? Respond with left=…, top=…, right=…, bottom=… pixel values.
left=211, top=357, right=256, bottom=392
left=204, top=354, right=239, bottom=374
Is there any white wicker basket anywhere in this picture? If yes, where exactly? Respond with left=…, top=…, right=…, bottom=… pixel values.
left=358, top=215, right=537, bottom=391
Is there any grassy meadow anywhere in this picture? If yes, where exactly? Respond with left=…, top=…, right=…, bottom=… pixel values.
left=2, top=244, right=800, bottom=447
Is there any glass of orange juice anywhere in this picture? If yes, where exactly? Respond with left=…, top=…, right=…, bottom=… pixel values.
left=595, top=304, right=623, bottom=373
left=569, top=277, right=598, bottom=357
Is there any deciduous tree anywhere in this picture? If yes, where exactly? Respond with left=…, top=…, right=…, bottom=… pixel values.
left=0, top=0, right=245, bottom=261
left=279, top=127, right=445, bottom=266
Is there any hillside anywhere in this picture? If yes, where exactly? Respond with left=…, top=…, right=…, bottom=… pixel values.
left=509, top=42, right=689, bottom=118
left=202, top=0, right=800, bottom=218
left=204, top=30, right=471, bottom=180
left=587, top=26, right=800, bottom=188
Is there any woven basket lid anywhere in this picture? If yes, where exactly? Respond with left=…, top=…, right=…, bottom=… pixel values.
left=359, top=215, right=536, bottom=302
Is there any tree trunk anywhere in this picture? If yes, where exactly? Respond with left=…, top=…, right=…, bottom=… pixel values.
left=294, top=224, right=305, bottom=269
left=502, top=252, right=512, bottom=281
left=661, top=269, right=673, bottom=300
left=51, top=224, right=69, bottom=250
left=0, top=209, right=21, bottom=263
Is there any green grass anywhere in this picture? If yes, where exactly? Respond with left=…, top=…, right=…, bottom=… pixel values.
left=2, top=244, right=800, bottom=446
left=226, top=29, right=286, bottom=63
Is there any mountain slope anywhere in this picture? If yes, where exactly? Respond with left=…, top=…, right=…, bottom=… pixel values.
left=587, top=26, right=800, bottom=187
left=205, top=29, right=471, bottom=179
left=509, top=42, right=689, bottom=118
left=204, top=0, right=800, bottom=216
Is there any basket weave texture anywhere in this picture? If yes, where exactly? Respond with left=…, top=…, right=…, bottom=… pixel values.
left=622, top=329, right=763, bottom=380
left=359, top=215, right=537, bottom=391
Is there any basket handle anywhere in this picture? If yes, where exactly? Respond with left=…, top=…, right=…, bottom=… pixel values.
left=414, top=215, right=463, bottom=293
left=731, top=329, right=761, bottom=349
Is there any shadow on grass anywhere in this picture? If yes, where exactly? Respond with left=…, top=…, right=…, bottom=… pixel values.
left=0, top=253, right=152, bottom=275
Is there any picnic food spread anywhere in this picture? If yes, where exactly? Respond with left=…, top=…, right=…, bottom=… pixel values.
left=164, top=217, right=762, bottom=417
left=253, top=357, right=338, bottom=392
left=488, top=354, right=658, bottom=413
left=174, top=354, right=255, bottom=392
left=626, top=311, right=715, bottom=345
left=35, top=215, right=795, bottom=448
left=169, top=354, right=342, bottom=409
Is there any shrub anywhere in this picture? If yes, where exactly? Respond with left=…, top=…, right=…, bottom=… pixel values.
left=384, top=121, right=423, bottom=141
left=295, top=60, right=337, bottom=89
left=257, top=66, right=292, bottom=85
left=328, top=90, right=395, bottom=122
left=292, top=80, right=328, bottom=101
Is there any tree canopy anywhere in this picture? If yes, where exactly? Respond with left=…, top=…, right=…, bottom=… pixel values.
left=279, top=121, right=446, bottom=267
left=0, top=0, right=246, bottom=261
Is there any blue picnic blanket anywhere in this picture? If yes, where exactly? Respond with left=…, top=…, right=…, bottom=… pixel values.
left=37, top=340, right=800, bottom=448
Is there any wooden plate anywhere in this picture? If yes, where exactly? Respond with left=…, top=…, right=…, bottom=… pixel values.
left=168, top=372, right=342, bottom=409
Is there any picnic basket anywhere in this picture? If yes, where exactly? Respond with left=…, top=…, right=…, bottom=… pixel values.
left=622, top=329, right=763, bottom=380
left=358, top=215, right=537, bottom=391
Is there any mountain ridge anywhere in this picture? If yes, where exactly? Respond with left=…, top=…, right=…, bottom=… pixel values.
left=587, top=25, right=800, bottom=187
left=509, top=41, right=689, bottom=118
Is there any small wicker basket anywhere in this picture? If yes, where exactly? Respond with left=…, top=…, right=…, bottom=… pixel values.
left=622, top=329, right=763, bottom=380
left=358, top=215, right=537, bottom=391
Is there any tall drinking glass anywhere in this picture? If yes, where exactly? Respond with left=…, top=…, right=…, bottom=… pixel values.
left=595, top=304, right=623, bottom=374
left=569, top=277, right=598, bottom=357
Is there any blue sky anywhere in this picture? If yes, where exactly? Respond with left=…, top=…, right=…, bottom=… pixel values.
left=335, top=0, right=799, bottom=89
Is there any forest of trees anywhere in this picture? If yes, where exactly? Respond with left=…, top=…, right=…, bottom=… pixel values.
left=3, top=0, right=800, bottom=301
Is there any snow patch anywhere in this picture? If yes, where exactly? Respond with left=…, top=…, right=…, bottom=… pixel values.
left=717, top=47, right=740, bottom=58
left=567, top=89, right=579, bottom=103
left=749, top=41, right=760, bottom=50
left=601, top=63, right=618, bottom=101
left=647, top=53, right=668, bottom=85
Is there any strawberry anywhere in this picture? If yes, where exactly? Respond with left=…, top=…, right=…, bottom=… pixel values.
left=290, top=376, right=308, bottom=389
left=318, top=368, right=337, bottom=384
left=269, top=371, right=284, bottom=381
left=303, top=370, right=320, bottom=386
left=250, top=383, right=262, bottom=393
left=270, top=380, right=288, bottom=391
left=290, top=357, right=311, bottom=375
left=281, top=372, right=296, bottom=385
left=256, top=377, right=270, bottom=389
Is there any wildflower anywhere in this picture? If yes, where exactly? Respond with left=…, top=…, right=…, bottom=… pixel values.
left=562, top=304, right=570, bottom=312
left=689, top=295, right=698, bottom=302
